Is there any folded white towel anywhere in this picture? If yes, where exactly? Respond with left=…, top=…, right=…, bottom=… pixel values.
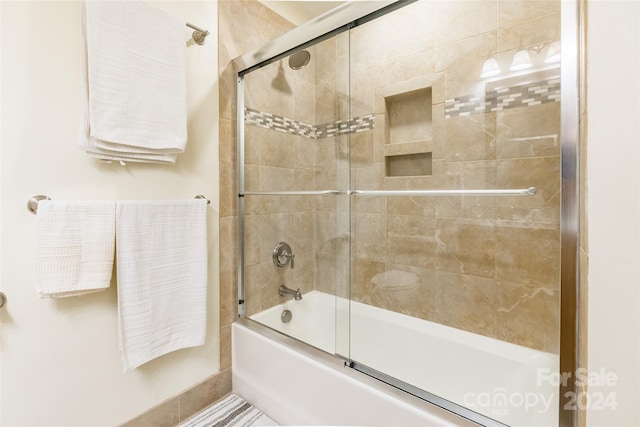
left=79, top=0, right=187, bottom=164
left=35, top=201, right=116, bottom=298
left=116, top=200, right=208, bottom=372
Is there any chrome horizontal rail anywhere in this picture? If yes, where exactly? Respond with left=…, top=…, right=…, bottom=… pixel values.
left=350, top=187, right=537, bottom=197
left=240, top=187, right=537, bottom=197
left=240, top=190, right=341, bottom=196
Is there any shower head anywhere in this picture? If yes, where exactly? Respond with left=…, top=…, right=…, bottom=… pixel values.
left=288, top=50, right=311, bottom=70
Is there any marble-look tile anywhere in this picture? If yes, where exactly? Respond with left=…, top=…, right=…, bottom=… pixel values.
left=431, top=0, right=498, bottom=48
left=496, top=103, right=561, bottom=159
left=445, top=160, right=497, bottom=190
left=315, top=37, right=337, bottom=85
left=496, top=282, right=559, bottom=353
left=260, top=133, right=295, bottom=168
left=434, top=31, right=497, bottom=99
left=384, top=2, right=435, bottom=62
left=366, top=266, right=438, bottom=321
left=219, top=217, right=237, bottom=274
left=445, top=113, right=497, bottom=161
left=219, top=270, right=238, bottom=328
left=435, top=195, right=497, bottom=220
left=351, top=130, right=373, bottom=167
left=497, top=0, right=560, bottom=28
left=390, top=211, right=436, bottom=253
left=495, top=223, right=560, bottom=288
left=351, top=258, right=386, bottom=302
left=243, top=125, right=262, bottom=166
left=387, top=195, right=434, bottom=217
left=433, top=271, right=498, bottom=337
left=436, top=218, right=496, bottom=278
left=349, top=14, right=389, bottom=74
left=354, top=194, right=386, bottom=215
left=315, top=251, right=338, bottom=294
left=496, top=156, right=560, bottom=223
left=219, top=160, right=237, bottom=218
left=219, top=118, right=236, bottom=164
left=497, top=13, right=560, bottom=53
left=314, top=211, right=339, bottom=254
left=219, top=325, right=232, bottom=370
left=353, top=213, right=387, bottom=261
left=243, top=214, right=260, bottom=266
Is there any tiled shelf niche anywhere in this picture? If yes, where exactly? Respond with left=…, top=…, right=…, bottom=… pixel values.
left=375, top=73, right=444, bottom=178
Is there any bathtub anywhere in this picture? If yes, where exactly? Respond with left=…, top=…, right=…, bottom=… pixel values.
left=234, top=291, right=559, bottom=427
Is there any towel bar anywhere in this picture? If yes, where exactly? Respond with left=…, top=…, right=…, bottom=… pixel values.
left=27, top=195, right=211, bottom=215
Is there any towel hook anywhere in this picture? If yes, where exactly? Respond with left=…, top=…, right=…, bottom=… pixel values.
left=27, top=195, right=51, bottom=215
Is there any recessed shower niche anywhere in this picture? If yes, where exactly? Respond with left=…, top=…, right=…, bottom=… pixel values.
left=375, top=73, right=444, bottom=177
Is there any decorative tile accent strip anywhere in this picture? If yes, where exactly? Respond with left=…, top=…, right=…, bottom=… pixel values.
left=244, top=107, right=374, bottom=139
left=444, top=78, right=560, bottom=118
left=315, top=114, right=375, bottom=138
left=245, top=107, right=316, bottom=138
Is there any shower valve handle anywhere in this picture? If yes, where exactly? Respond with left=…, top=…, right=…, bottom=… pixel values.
left=273, top=242, right=295, bottom=269
left=288, top=252, right=295, bottom=269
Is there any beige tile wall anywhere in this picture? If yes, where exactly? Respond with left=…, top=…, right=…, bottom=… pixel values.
left=347, top=1, right=561, bottom=353
left=235, top=0, right=562, bottom=353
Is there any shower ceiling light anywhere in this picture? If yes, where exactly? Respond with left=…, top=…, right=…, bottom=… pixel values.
left=510, top=49, right=533, bottom=71
left=480, top=57, right=501, bottom=78
left=545, top=40, right=561, bottom=63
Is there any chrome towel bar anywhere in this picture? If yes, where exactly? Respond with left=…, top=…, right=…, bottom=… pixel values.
left=27, top=195, right=211, bottom=215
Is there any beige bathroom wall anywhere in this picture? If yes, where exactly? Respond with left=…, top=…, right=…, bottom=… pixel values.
left=0, top=1, right=221, bottom=426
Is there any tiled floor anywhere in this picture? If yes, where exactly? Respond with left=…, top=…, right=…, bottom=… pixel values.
left=178, top=393, right=278, bottom=427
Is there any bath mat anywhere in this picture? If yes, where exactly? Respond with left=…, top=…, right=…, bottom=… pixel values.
left=179, top=393, right=279, bottom=427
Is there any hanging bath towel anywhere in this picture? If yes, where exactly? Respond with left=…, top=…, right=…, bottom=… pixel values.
left=116, top=200, right=208, bottom=372
left=79, top=0, right=188, bottom=164
left=35, top=200, right=116, bottom=298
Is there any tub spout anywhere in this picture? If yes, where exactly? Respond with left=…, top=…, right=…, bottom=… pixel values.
left=279, top=285, right=302, bottom=301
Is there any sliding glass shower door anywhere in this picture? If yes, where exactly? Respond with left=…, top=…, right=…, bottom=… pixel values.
left=346, top=2, right=561, bottom=425
left=238, top=1, right=567, bottom=425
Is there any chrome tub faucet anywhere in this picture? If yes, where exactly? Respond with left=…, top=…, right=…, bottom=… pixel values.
left=279, top=284, right=302, bottom=301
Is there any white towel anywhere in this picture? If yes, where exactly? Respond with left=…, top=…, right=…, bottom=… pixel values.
left=79, top=0, right=187, bottom=164
left=35, top=200, right=116, bottom=298
left=116, top=200, right=208, bottom=372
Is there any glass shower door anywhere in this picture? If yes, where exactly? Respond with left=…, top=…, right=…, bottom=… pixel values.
left=239, top=35, right=352, bottom=359
left=347, top=1, right=562, bottom=426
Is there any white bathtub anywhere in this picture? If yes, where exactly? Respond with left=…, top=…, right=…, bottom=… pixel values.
left=235, top=291, right=559, bottom=427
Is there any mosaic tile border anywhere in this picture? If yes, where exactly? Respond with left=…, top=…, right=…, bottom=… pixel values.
left=444, top=78, right=560, bottom=118
left=244, top=107, right=374, bottom=139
